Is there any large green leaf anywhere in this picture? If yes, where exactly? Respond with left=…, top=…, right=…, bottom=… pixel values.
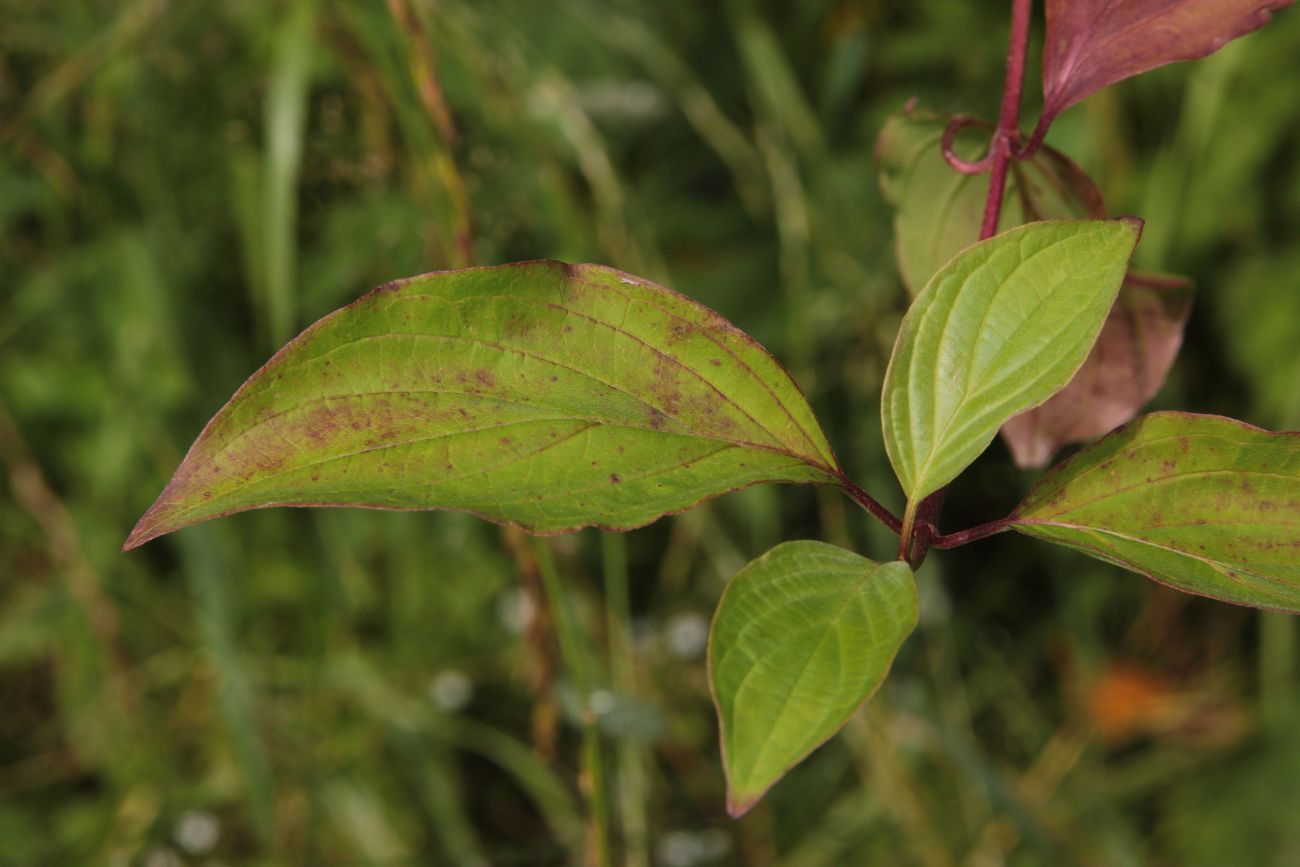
left=875, top=105, right=1106, bottom=296
left=124, top=261, right=844, bottom=549
left=1013, top=412, right=1300, bottom=613
left=708, top=541, right=917, bottom=817
left=881, top=219, right=1140, bottom=504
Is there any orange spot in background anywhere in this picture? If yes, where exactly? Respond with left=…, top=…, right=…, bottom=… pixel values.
left=1087, top=662, right=1178, bottom=741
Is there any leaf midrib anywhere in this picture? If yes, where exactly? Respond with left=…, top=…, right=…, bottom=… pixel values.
left=905, top=231, right=1098, bottom=493
left=1021, top=522, right=1299, bottom=592
left=171, top=414, right=831, bottom=526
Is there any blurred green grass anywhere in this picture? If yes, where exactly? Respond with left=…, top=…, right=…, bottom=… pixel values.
left=2, top=1, right=1300, bottom=864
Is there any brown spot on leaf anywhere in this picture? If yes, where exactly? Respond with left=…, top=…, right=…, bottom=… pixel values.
left=610, top=473, right=621, bottom=484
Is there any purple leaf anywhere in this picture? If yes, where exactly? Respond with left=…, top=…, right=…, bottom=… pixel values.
left=1041, top=0, right=1293, bottom=128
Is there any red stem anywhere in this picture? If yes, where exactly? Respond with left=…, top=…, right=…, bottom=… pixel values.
left=928, top=517, right=1013, bottom=549
left=1014, top=112, right=1052, bottom=162
left=838, top=475, right=903, bottom=535
left=980, top=0, right=1033, bottom=241
left=904, top=488, right=947, bottom=567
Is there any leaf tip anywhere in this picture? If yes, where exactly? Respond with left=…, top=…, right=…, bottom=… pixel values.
left=122, top=506, right=166, bottom=552
left=1116, top=214, right=1145, bottom=241
left=725, top=788, right=761, bottom=819
left=122, top=484, right=192, bottom=551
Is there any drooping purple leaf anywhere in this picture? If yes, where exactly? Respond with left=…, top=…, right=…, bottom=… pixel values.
left=1041, top=0, right=1294, bottom=129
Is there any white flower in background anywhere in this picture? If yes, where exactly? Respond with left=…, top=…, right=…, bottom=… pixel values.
left=655, top=829, right=731, bottom=867
left=666, top=613, right=709, bottom=659
left=173, top=809, right=220, bottom=855
left=430, top=669, right=474, bottom=712
left=496, top=588, right=535, bottom=635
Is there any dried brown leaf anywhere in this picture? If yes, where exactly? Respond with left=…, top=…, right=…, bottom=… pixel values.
left=1001, top=274, right=1193, bottom=469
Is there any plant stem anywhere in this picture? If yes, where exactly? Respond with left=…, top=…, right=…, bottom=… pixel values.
left=980, top=0, right=1033, bottom=240
left=531, top=538, right=612, bottom=867
left=838, top=474, right=903, bottom=535
left=929, top=518, right=1013, bottom=549
left=906, top=489, right=947, bottom=568
left=897, top=500, right=920, bottom=561
left=906, top=0, right=1033, bottom=567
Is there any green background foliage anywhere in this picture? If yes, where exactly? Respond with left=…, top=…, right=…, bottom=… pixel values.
left=3, top=1, right=1300, bottom=864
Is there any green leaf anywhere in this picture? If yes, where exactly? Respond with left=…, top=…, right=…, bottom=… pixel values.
left=708, top=541, right=917, bottom=817
left=875, top=105, right=1106, bottom=296
left=124, top=261, right=844, bottom=549
left=881, top=219, right=1141, bottom=504
left=1012, top=412, right=1300, bottom=613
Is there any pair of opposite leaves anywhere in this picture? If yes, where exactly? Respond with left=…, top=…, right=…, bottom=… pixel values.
left=125, top=220, right=1300, bottom=816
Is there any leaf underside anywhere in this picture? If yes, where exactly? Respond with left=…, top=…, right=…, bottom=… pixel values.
left=708, top=541, right=917, bottom=817
left=125, top=261, right=842, bottom=549
left=1041, top=0, right=1294, bottom=127
left=1013, top=412, right=1300, bottom=613
left=881, top=219, right=1141, bottom=502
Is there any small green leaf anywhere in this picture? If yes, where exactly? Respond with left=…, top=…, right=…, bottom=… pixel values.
left=875, top=106, right=1106, bottom=296
left=708, top=541, right=917, bottom=817
left=881, top=219, right=1140, bottom=503
left=125, top=261, right=844, bottom=549
left=1013, top=412, right=1300, bottom=613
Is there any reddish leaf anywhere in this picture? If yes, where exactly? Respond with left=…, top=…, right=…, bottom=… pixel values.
left=1001, top=274, right=1193, bottom=469
left=1041, top=0, right=1293, bottom=127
